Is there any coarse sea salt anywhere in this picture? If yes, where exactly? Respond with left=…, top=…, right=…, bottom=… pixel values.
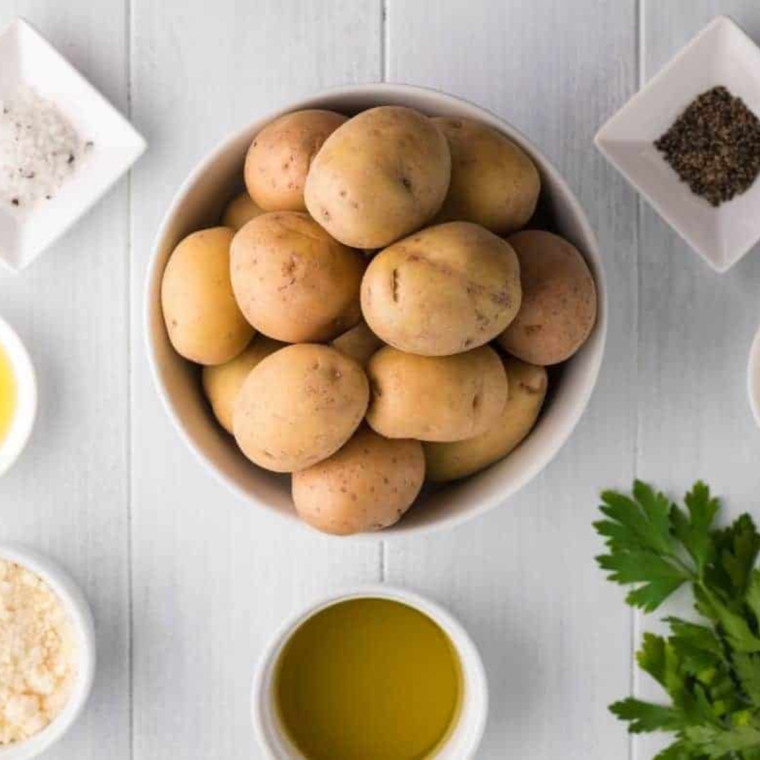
left=0, top=85, right=89, bottom=211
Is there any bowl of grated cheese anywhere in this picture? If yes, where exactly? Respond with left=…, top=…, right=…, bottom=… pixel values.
left=0, top=544, right=96, bottom=760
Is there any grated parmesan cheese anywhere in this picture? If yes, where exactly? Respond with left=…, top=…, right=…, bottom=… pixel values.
left=0, top=558, right=78, bottom=745
left=0, top=85, right=90, bottom=211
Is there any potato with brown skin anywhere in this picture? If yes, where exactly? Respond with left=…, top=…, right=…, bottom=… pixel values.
left=330, top=321, right=384, bottom=366
left=221, top=191, right=265, bottom=230
left=233, top=344, right=369, bottom=473
left=201, top=336, right=285, bottom=433
left=304, top=106, right=451, bottom=249
left=292, top=426, right=425, bottom=535
left=366, top=345, right=507, bottom=442
left=230, top=212, right=366, bottom=343
left=497, top=230, right=597, bottom=365
left=245, top=110, right=347, bottom=212
left=433, top=117, right=541, bottom=234
left=161, top=227, right=254, bottom=365
left=424, top=356, right=548, bottom=481
left=361, top=222, right=521, bottom=356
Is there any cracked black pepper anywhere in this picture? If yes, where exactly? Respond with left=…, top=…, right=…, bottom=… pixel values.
left=655, top=86, right=760, bottom=207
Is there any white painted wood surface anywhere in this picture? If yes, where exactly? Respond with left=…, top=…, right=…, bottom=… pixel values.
left=1, top=1, right=759, bottom=758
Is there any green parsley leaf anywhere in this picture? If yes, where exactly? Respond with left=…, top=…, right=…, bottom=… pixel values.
left=653, top=742, right=700, bottom=760
left=734, top=653, right=760, bottom=706
left=671, top=482, right=719, bottom=575
left=666, top=617, right=724, bottom=678
left=597, top=549, right=692, bottom=611
left=595, top=482, right=695, bottom=611
left=684, top=722, right=760, bottom=757
left=746, top=570, right=760, bottom=627
left=698, top=587, right=760, bottom=654
left=610, top=697, right=687, bottom=733
left=707, top=515, right=760, bottom=601
left=638, top=632, right=668, bottom=686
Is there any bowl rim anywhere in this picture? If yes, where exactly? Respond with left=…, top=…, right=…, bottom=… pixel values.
left=250, top=583, right=488, bottom=759
left=0, top=543, right=96, bottom=760
left=144, top=82, right=608, bottom=541
left=747, top=322, right=760, bottom=428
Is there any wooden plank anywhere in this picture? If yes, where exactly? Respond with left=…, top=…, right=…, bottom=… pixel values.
left=638, top=2, right=760, bottom=758
left=0, top=2, right=131, bottom=759
left=129, top=2, right=382, bottom=757
left=385, top=1, right=639, bottom=757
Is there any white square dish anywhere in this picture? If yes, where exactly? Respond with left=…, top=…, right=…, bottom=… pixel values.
left=0, top=18, right=146, bottom=271
left=595, top=16, right=760, bottom=273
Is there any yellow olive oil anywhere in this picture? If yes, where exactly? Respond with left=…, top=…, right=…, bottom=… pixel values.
left=274, top=598, right=463, bottom=760
left=0, top=343, right=16, bottom=447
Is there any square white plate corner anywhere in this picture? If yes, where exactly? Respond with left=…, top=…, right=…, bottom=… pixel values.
left=0, top=18, right=146, bottom=272
left=595, top=15, right=760, bottom=273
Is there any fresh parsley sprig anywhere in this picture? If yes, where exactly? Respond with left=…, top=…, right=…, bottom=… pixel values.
left=595, top=481, right=760, bottom=759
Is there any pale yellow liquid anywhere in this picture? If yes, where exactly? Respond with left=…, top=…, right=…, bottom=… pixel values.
left=275, top=598, right=463, bottom=760
left=0, top=343, right=16, bottom=447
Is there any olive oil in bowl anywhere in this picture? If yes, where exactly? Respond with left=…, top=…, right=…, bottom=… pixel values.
left=274, top=598, right=463, bottom=760
left=0, top=341, right=16, bottom=448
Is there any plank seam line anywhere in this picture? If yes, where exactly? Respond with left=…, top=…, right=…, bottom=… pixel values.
left=381, top=0, right=389, bottom=83
left=125, top=0, right=134, bottom=755
left=631, top=1, right=644, bottom=759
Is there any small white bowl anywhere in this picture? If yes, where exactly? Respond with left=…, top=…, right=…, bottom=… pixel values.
left=145, top=83, right=607, bottom=539
left=0, top=543, right=96, bottom=760
left=0, top=315, right=36, bottom=477
left=252, top=585, right=488, bottom=760
left=0, top=18, right=146, bottom=271
left=595, top=16, right=760, bottom=273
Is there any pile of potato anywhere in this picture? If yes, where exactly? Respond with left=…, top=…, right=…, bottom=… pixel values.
left=161, top=105, right=598, bottom=535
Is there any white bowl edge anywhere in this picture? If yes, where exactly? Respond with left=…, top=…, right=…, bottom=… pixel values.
left=0, top=315, right=37, bottom=477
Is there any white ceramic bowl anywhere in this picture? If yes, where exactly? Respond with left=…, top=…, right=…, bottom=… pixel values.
left=595, top=16, right=760, bottom=273
left=0, top=315, right=36, bottom=477
left=0, top=18, right=146, bottom=271
left=145, top=83, right=607, bottom=538
left=0, top=543, right=96, bottom=760
left=252, top=585, right=488, bottom=759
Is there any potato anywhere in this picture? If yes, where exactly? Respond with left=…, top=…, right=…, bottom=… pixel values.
left=230, top=212, right=366, bottom=343
left=425, top=356, right=548, bottom=481
left=304, top=106, right=451, bottom=248
left=245, top=109, right=347, bottom=212
left=161, top=227, right=254, bottom=365
left=361, top=222, right=521, bottom=356
left=497, top=230, right=597, bottom=365
left=366, top=345, right=507, bottom=442
left=201, top=336, right=284, bottom=433
left=292, top=426, right=425, bottom=535
left=330, top=321, right=383, bottom=366
left=233, top=344, right=369, bottom=472
left=433, top=117, right=540, bottom=234
left=221, top=191, right=265, bottom=230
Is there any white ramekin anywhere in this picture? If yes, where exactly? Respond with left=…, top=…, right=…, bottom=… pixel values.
left=252, top=585, right=488, bottom=759
left=0, top=316, right=37, bottom=478
left=0, top=544, right=96, bottom=760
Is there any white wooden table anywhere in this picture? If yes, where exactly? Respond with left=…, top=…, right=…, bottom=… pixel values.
left=2, top=1, right=760, bottom=758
